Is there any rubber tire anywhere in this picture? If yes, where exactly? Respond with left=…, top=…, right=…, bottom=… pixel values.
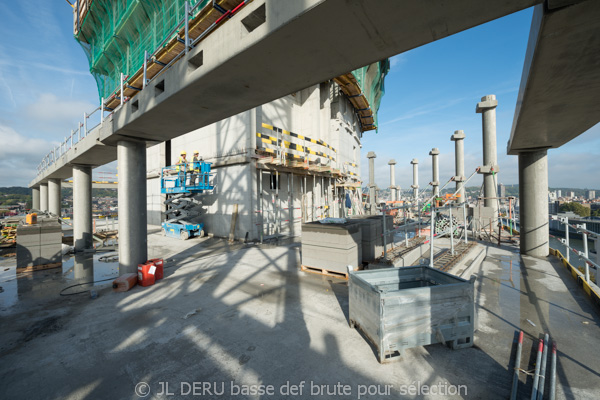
left=161, top=228, right=166, bottom=236
left=180, top=230, right=189, bottom=240
left=199, top=230, right=205, bottom=238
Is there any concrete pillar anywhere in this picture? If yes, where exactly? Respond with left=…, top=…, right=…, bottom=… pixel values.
left=39, top=183, right=48, bottom=212
left=451, top=130, right=466, bottom=203
left=476, top=95, right=498, bottom=216
left=410, top=159, right=419, bottom=200
left=32, top=187, right=40, bottom=210
left=118, top=140, right=147, bottom=274
left=429, top=148, right=440, bottom=198
left=367, top=151, right=377, bottom=214
left=73, top=165, right=93, bottom=252
left=48, top=178, right=62, bottom=217
left=519, top=149, right=549, bottom=258
left=388, top=159, right=396, bottom=201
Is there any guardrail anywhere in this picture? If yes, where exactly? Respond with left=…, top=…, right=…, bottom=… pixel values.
left=37, top=0, right=251, bottom=178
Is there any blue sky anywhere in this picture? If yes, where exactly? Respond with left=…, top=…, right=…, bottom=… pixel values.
left=0, top=2, right=598, bottom=189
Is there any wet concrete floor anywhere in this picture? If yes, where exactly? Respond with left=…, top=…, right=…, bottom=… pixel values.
left=0, top=232, right=598, bottom=399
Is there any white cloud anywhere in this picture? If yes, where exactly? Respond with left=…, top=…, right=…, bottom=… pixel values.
left=389, top=54, right=407, bottom=68
left=0, top=125, right=55, bottom=186
left=25, top=93, right=95, bottom=125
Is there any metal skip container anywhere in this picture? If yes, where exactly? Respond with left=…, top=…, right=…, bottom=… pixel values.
left=349, top=266, right=476, bottom=363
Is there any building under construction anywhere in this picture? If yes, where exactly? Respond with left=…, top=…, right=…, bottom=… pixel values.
left=73, top=0, right=389, bottom=240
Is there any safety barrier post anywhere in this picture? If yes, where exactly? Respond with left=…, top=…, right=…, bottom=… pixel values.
left=580, top=223, right=590, bottom=283
left=120, top=73, right=124, bottom=106
left=564, top=217, right=570, bottom=263
left=143, top=51, right=148, bottom=89
left=83, top=112, right=87, bottom=136
left=185, top=1, right=190, bottom=54
left=450, top=204, right=454, bottom=255
left=429, top=206, right=435, bottom=268
left=382, top=203, right=387, bottom=259
left=463, top=202, right=468, bottom=244
left=101, top=97, right=104, bottom=126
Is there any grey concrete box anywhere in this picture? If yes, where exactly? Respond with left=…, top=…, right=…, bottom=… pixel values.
left=38, top=244, right=62, bottom=263
left=349, top=266, right=475, bottom=363
left=16, top=244, right=41, bottom=269
left=40, top=232, right=62, bottom=246
left=302, top=245, right=361, bottom=271
left=301, top=222, right=361, bottom=249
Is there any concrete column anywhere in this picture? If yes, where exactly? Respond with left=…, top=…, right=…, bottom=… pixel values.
left=518, top=149, right=549, bottom=258
left=410, top=158, right=419, bottom=200
left=476, top=95, right=498, bottom=216
left=451, top=130, right=466, bottom=203
left=429, top=149, right=440, bottom=198
left=32, top=187, right=40, bottom=210
left=73, top=165, right=93, bottom=252
left=367, top=151, right=377, bottom=214
left=118, top=140, right=148, bottom=274
left=48, top=178, right=62, bottom=217
left=388, top=159, right=396, bottom=201
left=39, top=183, right=48, bottom=212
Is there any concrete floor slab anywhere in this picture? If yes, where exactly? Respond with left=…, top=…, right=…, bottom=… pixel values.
left=0, top=232, right=598, bottom=399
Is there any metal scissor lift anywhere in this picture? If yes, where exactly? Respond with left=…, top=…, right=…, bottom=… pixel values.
left=160, top=161, right=214, bottom=240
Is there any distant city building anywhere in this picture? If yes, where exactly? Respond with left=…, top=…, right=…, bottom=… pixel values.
left=587, top=190, right=596, bottom=200
left=549, top=201, right=560, bottom=215
left=549, top=191, right=557, bottom=201
left=569, top=191, right=575, bottom=199
left=557, top=190, right=562, bottom=198
left=497, top=183, right=506, bottom=200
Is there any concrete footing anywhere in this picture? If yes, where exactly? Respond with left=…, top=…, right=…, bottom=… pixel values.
left=48, top=179, right=61, bottom=217
left=73, top=165, right=93, bottom=252
left=117, top=140, right=148, bottom=274
left=518, top=149, right=549, bottom=258
left=39, top=183, right=48, bottom=212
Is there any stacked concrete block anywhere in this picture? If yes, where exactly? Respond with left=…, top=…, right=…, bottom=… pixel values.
left=348, top=216, right=384, bottom=262
left=301, top=221, right=361, bottom=273
left=17, top=221, right=62, bottom=269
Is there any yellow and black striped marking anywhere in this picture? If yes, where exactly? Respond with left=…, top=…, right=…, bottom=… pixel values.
left=256, top=132, right=336, bottom=161
left=262, top=123, right=337, bottom=153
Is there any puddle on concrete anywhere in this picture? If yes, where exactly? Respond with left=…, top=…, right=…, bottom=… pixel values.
left=0, top=251, right=120, bottom=314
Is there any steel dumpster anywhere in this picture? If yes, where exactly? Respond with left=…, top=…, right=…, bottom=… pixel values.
left=349, top=266, right=475, bottom=363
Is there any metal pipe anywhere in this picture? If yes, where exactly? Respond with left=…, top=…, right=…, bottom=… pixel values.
left=120, top=72, right=124, bottom=105
left=510, top=330, right=524, bottom=400
left=538, top=333, right=549, bottom=400
left=429, top=207, right=435, bottom=268
left=411, top=158, right=419, bottom=200
left=101, top=97, right=104, bottom=126
left=143, top=51, right=148, bottom=89
left=83, top=112, right=87, bottom=136
left=564, top=217, right=570, bottom=263
left=531, top=338, right=544, bottom=400
left=463, top=202, right=468, bottom=244
left=404, top=207, right=409, bottom=247
left=549, top=341, right=557, bottom=400
left=184, top=1, right=190, bottom=54
left=259, top=170, right=263, bottom=243
left=382, top=203, right=387, bottom=259
left=450, top=204, right=454, bottom=256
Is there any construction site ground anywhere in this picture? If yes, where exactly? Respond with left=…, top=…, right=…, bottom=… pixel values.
left=0, top=228, right=599, bottom=399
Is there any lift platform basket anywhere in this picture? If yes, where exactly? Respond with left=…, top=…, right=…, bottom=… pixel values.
left=349, top=266, right=475, bottom=363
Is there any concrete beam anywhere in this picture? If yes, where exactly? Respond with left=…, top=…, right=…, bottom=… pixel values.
left=48, top=179, right=61, bottom=217
left=519, top=149, right=549, bottom=258
left=508, top=0, right=600, bottom=154
left=117, top=140, right=147, bottom=274
left=30, top=0, right=540, bottom=187
left=73, top=165, right=93, bottom=252
left=102, top=0, right=540, bottom=145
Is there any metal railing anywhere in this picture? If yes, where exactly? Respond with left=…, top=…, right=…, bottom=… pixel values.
left=550, top=215, right=599, bottom=285
left=37, top=0, right=251, bottom=177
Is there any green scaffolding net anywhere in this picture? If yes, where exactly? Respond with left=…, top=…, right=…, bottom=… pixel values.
left=351, top=59, right=390, bottom=130
left=75, top=0, right=212, bottom=103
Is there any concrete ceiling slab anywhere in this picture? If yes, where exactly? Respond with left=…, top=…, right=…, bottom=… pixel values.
left=508, top=0, right=600, bottom=154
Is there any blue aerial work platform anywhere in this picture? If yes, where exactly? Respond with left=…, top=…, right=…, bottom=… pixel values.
left=160, top=161, right=214, bottom=240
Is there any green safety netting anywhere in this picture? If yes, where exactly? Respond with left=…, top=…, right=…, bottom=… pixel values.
left=75, top=0, right=212, bottom=102
left=351, top=59, right=390, bottom=130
